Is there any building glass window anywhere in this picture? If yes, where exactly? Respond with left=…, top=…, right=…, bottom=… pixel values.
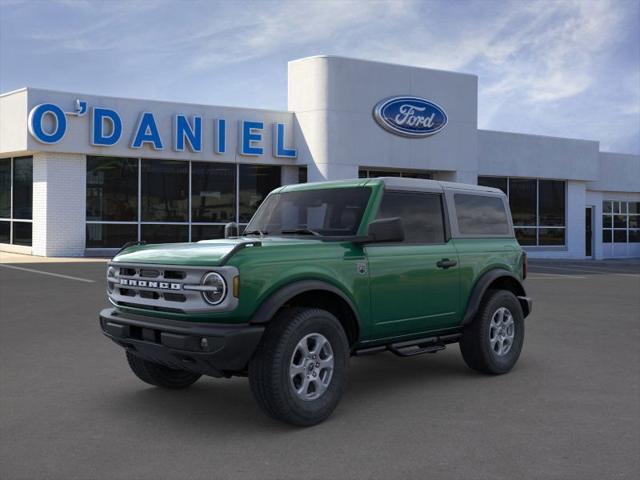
left=86, top=224, right=138, bottom=249
left=12, top=221, right=33, bottom=246
left=538, top=228, right=565, bottom=246
left=85, top=157, right=283, bottom=248
left=141, top=159, right=189, bottom=222
left=613, top=215, right=627, bottom=228
left=191, top=225, right=225, bottom=242
left=359, top=168, right=433, bottom=179
left=478, top=176, right=507, bottom=195
left=238, top=164, right=281, bottom=223
left=0, top=159, right=10, bottom=218
left=12, top=156, right=33, bottom=219
left=0, top=220, right=9, bottom=243
left=87, top=157, right=138, bottom=221
left=602, top=200, right=639, bottom=244
left=478, top=176, right=566, bottom=247
left=514, top=227, right=537, bottom=246
left=141, top=224, right=189, bottom=244
left=0, top=156, right=33, bottom=246
left=539, top=180, right=565, bottom=226
left=613, top=230, right=627, bottom=243
left=191, top=162, right=235, bottom=223
left=298, top=166, right=308, bottom=184
left=508, top=178, right=537, bottom=226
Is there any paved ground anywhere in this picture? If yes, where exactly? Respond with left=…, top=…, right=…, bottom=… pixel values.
left=1, top=258, right=639, bottom=480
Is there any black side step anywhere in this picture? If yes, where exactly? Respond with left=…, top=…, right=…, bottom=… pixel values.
left=388, top=338, right=445, bottom=357
left=354, top=333, right=461, bottom=358
left=354, top=346, right=387, bottom=356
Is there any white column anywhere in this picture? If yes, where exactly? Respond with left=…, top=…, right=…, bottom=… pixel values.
left=309, top=163, right=359, bottom=182
left=565, top=181, right=586, bottom=259
left=280, top=165, right=300, bottom=186
left=32, top=152, right=86, bottom=257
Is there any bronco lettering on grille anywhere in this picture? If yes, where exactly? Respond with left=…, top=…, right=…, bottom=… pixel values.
left=119, top=278, right=182, bottom=290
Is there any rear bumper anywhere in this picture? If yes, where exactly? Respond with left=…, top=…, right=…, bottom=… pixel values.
left=99, top=308, right=264, bottom=377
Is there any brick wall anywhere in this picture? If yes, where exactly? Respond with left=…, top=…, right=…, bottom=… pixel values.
left=32, top=152, right=86, bottom=256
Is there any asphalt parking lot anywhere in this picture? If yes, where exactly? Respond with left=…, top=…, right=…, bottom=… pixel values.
left=1, top=258, right=639, bottom=480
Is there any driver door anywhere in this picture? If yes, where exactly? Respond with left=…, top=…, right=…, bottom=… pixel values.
left=365, top=190, right=460, bottom=339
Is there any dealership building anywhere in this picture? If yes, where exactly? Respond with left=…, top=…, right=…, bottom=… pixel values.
left=1, top=55, right=638, bottom=259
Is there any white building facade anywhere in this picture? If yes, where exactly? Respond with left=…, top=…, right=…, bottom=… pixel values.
left=1, top=56, right=638, bottom=258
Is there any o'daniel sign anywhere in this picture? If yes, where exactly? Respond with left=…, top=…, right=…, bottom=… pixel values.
left=26, top=99, right=298, bottom=158
left=373, top=96, right=447, bottom=138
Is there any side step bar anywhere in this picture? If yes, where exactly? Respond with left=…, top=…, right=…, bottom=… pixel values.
left=354, top=333, right=461, bottom=358
left=389, top=343, right=445, bottom=357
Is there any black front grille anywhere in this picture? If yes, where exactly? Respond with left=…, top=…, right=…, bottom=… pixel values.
left=109, top=263, right=229, bottom=313
left=139, top=290, right=160, bottom=300
left=140, top=269, right=160, bottom=278
left=163, top=293, right=187, bottom=302
left=164, top=270, right=186, bottom=280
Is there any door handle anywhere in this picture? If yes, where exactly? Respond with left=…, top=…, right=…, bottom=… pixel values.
left=436, top=258, right=457, bottom=269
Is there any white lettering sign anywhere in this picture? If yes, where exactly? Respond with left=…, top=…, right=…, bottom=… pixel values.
left=394, top=105, right=435, bottom=128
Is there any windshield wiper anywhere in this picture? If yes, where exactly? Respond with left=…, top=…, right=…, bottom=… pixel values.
left=280, top=227, right=322, bottom=237
left=243, top=229, right=268, bottom=237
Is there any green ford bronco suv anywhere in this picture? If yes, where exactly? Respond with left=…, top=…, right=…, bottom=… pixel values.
left=100, top=177, right=531, bottom=426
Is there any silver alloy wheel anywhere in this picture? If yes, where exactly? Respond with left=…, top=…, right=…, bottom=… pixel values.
left=289, top=333, right=334, bottom=401
left=489, top=307, right=515, bottom=357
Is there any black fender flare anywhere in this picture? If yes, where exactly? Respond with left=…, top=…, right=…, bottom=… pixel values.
left=462, top=269, right=531, bottom=325
left=249, top=280, right=362, bottom=328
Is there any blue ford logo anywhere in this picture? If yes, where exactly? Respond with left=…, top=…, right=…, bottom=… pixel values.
left=373, top=96, right=447, bottom=138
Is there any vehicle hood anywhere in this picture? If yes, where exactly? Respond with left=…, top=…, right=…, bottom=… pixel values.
left=112, top=237, right=325, bottom=266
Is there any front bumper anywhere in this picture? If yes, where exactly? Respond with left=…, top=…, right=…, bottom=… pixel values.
left=99, top=308, right=264, bottom=377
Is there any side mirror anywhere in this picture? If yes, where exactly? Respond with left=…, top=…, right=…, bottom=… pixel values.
left=224, top=222, right=239, bottom=238
left=365, top=217, right=405, bottom=243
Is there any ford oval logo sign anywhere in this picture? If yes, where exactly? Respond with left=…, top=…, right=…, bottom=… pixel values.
left=373, top=96, right=447, bottom=138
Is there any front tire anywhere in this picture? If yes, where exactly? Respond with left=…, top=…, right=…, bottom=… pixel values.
left=459, top=289, right=525, bottom=374
left=249, top=307, right=349, bottom=426
left=126, top=351, right=201, bottom=389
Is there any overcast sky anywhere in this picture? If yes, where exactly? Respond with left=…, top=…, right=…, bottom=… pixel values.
left=1, top=0, right=639, bottom=154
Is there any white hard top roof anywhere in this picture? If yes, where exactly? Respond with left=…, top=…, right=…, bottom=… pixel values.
left=376, top=177, right=504, bottom=195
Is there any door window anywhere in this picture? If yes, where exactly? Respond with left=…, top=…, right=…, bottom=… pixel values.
left=376, top=191, right=445, bottom=244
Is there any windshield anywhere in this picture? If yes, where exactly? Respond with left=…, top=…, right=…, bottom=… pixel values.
left=244, top=187, right=372, bottom=237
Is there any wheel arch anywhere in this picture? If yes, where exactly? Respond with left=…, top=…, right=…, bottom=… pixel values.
left=463, top=269, right=531, bottom=325
left=249, top=280, right=361, bottom=346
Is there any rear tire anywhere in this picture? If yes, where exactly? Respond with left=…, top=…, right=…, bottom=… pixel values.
left=459, top=289, right=524, bottom=374
left=126, top=351, right=201, bottom=389
left=249, top=307, right=349, bottom=426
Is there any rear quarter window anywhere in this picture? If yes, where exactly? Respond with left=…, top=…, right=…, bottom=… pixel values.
left=454, top=193, right=512, bottom=236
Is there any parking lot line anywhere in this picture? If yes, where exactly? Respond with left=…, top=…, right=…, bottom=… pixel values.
left=531, top=264, right=640, bottom=277
left=527, top=273, right=586, bottom=279
left=0, top=264, right=96, bottom=283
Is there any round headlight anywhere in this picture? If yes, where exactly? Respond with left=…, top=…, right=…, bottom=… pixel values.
left=201, top=272, right=227, bottom=305
left=106, top=266, right=117, bottom=293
